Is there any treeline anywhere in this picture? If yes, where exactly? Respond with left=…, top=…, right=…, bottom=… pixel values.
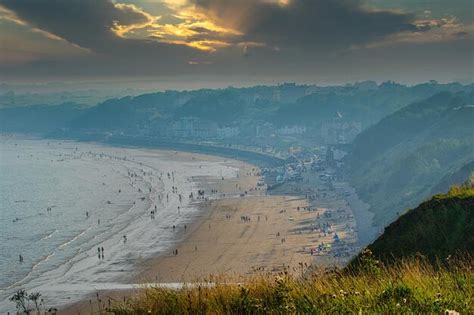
left=1, top=81, right=471, bottom=135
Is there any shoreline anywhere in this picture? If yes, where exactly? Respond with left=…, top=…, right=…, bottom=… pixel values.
left=48, top=133, right=286, bottom=169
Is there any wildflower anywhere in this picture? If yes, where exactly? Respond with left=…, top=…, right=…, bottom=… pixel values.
left=396, top=303, right=401, bottom=308
left=445, top=310, right=459, bottom=315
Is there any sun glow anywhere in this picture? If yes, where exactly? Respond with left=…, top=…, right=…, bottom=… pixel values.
left=107, top=1, right=243, bottom=51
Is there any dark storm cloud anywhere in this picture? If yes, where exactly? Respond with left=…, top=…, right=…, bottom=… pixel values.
left=0, top=0, right=423, bottom=54
left=192, top=0, right=421, bottom=50
left=0, top=0, right=202, bottom=73
left=0, top=0, right=147, bottom=52
left=0, top=0, right=471, bottom=82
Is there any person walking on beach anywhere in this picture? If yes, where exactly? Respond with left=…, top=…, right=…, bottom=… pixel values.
left=19, top=254, right=23, bottom=263
left=98, top=247, right=101, bottom=259
left=101, top=247, right=104, bottom=259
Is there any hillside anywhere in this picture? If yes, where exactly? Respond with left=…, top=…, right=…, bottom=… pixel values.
left=68, top=90, right=189, bottom=132
left=1, top=82, right=469, bottom=138
left=174, top=90, right=246, bottom=124
left=356, top=185, right=474, bottom=265
left=346, top=90, right=474, bottom=226
left=273, top=81, right=467, bottom=127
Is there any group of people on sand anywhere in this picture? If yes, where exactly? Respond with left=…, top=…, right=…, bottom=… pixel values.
left=241, top=215, right=251, bottom=222
left=97, top=247, right=105, bottom=259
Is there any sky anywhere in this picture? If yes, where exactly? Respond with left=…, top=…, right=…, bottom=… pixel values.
left=0, top=0, right=472, bottom=87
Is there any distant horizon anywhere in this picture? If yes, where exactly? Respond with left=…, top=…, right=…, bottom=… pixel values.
left=1, top=77, right=473, bottom=95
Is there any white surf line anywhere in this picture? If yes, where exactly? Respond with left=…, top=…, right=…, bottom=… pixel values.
left=37, top=282, right=217, bottom=293
left=40, top=229, right=58, bottom=241
left=58, top=227, right=92, bottom=250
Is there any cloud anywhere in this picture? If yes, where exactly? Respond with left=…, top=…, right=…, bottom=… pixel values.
left=0, top=0, right=159, bottom=52
left=111, top=3, right=161, bottom=38
left=362, top=16, right=474, bottom=49
left=0, top=0, right=210, bottom=79
left=0, top=0, right=447, bottom=55
left=0, top=0, right=471, bottom=82
left=187, top=0, right=422, bottom=51
left=0, top=0, right=240, bottom=52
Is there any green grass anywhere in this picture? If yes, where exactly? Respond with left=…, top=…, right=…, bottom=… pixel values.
left=434, top=185, right=474, bottom=200
left=108, top=255, right=473, bottom=314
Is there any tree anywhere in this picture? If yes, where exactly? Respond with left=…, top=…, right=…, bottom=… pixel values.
left=9, top=289, right=29, bottom=314
left=9, top=289, right=43, bottom=314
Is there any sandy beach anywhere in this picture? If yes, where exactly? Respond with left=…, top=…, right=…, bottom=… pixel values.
left=60, top=150, right=361, bottom=314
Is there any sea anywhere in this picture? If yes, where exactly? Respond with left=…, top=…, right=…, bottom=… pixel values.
left=0, top=136, right=238, bottom=312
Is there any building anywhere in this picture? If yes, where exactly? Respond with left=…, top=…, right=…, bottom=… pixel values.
left=277, top=125, right=307, bottom=135
left=217, top=126, right=240, bottom=138
left=171, top=117, right=218, bottom=139
left=320, top=111, right=361, bottom=144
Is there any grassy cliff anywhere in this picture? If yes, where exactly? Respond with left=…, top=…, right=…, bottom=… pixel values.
left=362, top=185, right=473, bottom=264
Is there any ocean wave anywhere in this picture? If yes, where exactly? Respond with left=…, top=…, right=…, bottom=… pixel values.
left=40, top=229, right=57, bottom=241
left=58, top=227, right=91, bottom=250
